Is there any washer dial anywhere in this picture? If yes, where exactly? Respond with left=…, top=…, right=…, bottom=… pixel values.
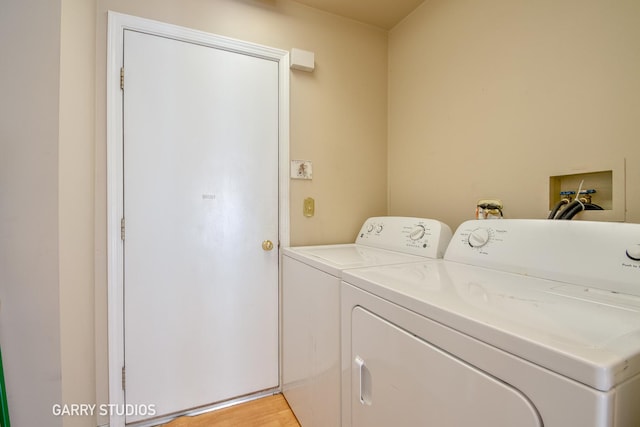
left=468, top=228, right=491, bottom=248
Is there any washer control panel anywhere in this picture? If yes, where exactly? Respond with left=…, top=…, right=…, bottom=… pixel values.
left=445, top=219, right=640, bottom=296
left=356, top=217, right=452, bottom=259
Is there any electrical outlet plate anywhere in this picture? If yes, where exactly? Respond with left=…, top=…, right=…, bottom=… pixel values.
left=291, top=160, right=312, bottom=180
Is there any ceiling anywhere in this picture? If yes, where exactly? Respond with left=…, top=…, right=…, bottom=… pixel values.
left=291, top=0, right=426, bottom=30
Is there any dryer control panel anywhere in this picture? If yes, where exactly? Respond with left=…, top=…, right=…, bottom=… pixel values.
left=356, top=217, right=452, bottom=259
left=445, top=219, right=640, bottom=296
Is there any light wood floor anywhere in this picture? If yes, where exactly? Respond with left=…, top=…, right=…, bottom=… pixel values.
left=160, top=394, right=300, bottom=427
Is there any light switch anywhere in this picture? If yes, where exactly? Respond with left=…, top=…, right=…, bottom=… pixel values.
left=303, top=197, right=315, bottom=217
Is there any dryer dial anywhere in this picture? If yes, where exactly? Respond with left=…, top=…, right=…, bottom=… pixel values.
left=409, top=225, right=426, bottom=241
left=468, top=228, right=491, bottom=248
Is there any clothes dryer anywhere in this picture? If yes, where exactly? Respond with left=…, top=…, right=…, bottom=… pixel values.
left=282, top=217, right=452, bottom=427
left=341, top=219, right=640, bottom=427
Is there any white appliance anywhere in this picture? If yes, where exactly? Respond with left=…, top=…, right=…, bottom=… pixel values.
left=341, top=219, right=640, bottom=427
left=282, top=217, right=452, bottom=427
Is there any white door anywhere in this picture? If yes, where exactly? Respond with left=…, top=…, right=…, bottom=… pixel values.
left=122, top=29, right=279, bottom=423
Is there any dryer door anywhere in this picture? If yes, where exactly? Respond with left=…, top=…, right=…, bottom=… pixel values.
left=351, top=307, right=542, bottom=427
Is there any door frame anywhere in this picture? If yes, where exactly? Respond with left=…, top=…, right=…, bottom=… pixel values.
left=106, top=11, right=290, bottom=426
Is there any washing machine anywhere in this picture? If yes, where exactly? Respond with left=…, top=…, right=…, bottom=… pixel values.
left=341, top=219, right=640, bottom=427
left=282, top=216, right=452, bottom=427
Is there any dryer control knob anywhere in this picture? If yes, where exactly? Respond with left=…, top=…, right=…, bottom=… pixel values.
left=409, top=225, right=426, bottom=241
left=375, top=224, right=384, bottom=234
left=468, top=228, right=490, bottom=248
left=626, top=244, right=640, bottom=261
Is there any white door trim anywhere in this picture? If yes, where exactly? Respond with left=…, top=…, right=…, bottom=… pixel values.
left=106, top=11, right=289, bottom=426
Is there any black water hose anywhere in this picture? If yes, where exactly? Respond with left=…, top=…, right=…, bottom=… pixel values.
left=548, top=199, right=569, bottom=219
left=556, top=201, right=605, bottom=220
left=584, top=203, right=604, bottom=211
left=557, top=200, right=584, bottom=220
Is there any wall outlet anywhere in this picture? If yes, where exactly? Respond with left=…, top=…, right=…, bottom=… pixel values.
left=291, top=160, right=313, bottom=180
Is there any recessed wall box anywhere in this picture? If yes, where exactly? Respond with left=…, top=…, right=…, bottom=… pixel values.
left=549, top=162, right=625, bottom=222
left=290, top=48, right=315, bottom=72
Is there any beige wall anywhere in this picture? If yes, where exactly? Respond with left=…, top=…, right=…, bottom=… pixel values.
left=59, top=1, right=97, bottom=426
left=0, top=0, right=63, bottom=426
left=388, top=0, right=640, bottom=231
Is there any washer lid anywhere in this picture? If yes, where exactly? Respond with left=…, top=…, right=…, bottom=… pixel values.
left=282, top=244, right=425, bottom=277
left=342, top=260, right=640, bottom=391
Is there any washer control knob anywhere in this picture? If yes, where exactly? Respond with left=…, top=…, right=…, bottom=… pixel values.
left=409, top=225, right=426, bottom=241
left=367, top=224, right=374, bottom=233
left=375, top=224, right=384, bottom=233
left=468, top=228, right=490, bottom=248
left=626, top=244, right=640, bottom=261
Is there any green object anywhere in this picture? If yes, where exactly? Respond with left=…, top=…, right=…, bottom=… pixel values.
left=0, top=347, right=9, bottom=427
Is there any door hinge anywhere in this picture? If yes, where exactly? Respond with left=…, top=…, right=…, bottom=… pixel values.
left=121, top=366, right=126, bottom=390
left=121, top=217, right=125, bottom=241
left=120, top=67, right=124, bottom=90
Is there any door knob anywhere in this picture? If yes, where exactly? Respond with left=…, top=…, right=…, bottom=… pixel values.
left=262, top=240, right=274, bottom=251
